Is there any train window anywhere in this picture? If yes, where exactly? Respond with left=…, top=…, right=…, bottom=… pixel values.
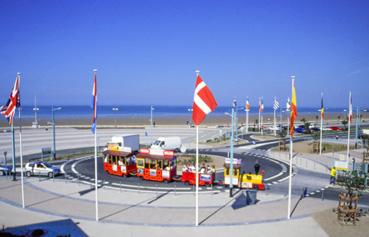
left=226, top=168, right=229, bottom=175
left=137, top=159, right=144, bottom=167
left=157, top=160, right=163, bottom=169
left=163, top=160, right=169, bottom=170
left=145, top=159, right=150, bottom=168
left=150, top=160, right=156, bottom=169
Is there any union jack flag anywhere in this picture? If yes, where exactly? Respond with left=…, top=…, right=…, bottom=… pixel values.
left=1, top=75, right=20, bottom=125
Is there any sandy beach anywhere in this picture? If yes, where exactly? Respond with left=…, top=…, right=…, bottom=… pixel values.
left=0, top=112, right=368, bottom=128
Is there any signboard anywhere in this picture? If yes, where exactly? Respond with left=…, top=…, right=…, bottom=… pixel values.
left=334, top=160, right=349, bottom=171
left=112, top=164, right=118, bottom=172
left=200, top=174, right=211, bottom=182
left=137, top=168, right=144, bottom=175
left=150, top=169, right=157, bottom=176
left=225, top=158, right=242, bottom=165
left=120, top=165, right=127, bottom=173
left=241, top=182, right=253, bottom=189
left=162, top=170, right=170, bottom=179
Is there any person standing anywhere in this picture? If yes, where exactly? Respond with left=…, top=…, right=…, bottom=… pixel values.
left=254, top=160, right=260, bottom=175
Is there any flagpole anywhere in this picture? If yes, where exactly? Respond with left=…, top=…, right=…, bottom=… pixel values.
left=15, top=73, right=25, bottom=209
left=273, top=98, right=277, bottom=136
left=319, top=93, right=323, bottom=155
left=287, top=75, right=296, bottom=219
left=287, top=135, right=293, bottom=219
left=258, top=98, right=261, bottom=133
left=246, top=100, right=249, bottom=134
left=11, top=121, right=16, bottom=181
left=347, top=92, right=351, bottom=162
left=93, top=69, right=99, bottom=222
left=195, top=70, right=200, bottom=227
left=195, top=125, right=199, bottom=226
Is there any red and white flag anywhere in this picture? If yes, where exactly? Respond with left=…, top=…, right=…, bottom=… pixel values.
left=1, top=75, right=20, bottom=125
left=348, top=91, right=353, bottom=122
left=192, top=73, right=217, bottom=125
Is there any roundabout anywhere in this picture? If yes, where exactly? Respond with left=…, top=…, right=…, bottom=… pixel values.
left=60, top=148, right=291, bottom=193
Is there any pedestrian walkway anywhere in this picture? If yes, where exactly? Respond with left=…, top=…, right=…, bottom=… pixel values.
left=0, top=176, right=337, bottom=227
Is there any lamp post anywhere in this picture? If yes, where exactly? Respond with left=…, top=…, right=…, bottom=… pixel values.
left=112, top=107, right=119, bottom=128
left=32, top=96, right=39, bottom=128
left=150, top=105, right=155, bottom=128
left=51, top=105, right=62, bottom=160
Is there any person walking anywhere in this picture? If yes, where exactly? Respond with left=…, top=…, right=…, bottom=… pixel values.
left=330, top=166, right=337, bottom=185
left=254, top=160, right=260, bottom=175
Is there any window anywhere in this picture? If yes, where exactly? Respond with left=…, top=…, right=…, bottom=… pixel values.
left=226, top=168, right=229, bottom=176
left=145, top=159, right=150, bottom=169
left=137, top=159, right=144, bottom=167
left=150, top=160, right=156, bottom=169
left=157, top=160, right=163, bottom=169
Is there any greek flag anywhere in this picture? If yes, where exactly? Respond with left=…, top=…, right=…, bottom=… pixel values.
left=273, top=98, right=279, bottom=111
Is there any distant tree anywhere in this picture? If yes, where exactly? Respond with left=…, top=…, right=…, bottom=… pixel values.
left=337, top=115, right=341, bottom=122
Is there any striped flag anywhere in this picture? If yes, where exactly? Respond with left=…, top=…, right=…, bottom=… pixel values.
left=91, top=71, right=97, bottom=134
left=320, top=93, right=324, bottom=119
left=1, top=75, right=20, bottom=125
left=192, top=73, right=217, bottom=125
left=273, top=97, right=280, bottom=111
left=245, top=98, right=251, bottom=112
left=348, top=92, right=353, bottom=122
left=290, top=78, right=297, bottom=137
left=286, top=97, right=291, bottom=111
left=258, top=98, right=264, bottom=113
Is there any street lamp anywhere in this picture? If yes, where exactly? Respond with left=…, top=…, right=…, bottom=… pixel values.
left=51, top=105, right=62, bottom=160
left=112, top=107, right=119, bottom=128
left=32, top=96, right=40, bottom=128
left=150, top=105, right=155, bottom=128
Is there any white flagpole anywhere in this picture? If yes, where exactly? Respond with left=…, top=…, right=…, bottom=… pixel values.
left=319, top=94, right=323, bottom=155
left=195, top=70, right=200, bottom=227
left=93, top=69, right=99, bottom=222
left=246, top=106, right=249, bottom=134
left=17, top=73, right=25, bottom=208
left=258, top=99, right=261, bottom=133
left=287, top=136, right=293, bottom=219
left=195, top=125, right=199, bottom=226
left=273, top=98, right=277, bottom=136
left=347, top=92, right=351, bottom=162
left=287, top=76, right=295, bottom=219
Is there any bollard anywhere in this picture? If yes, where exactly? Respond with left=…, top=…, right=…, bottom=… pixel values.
left=52, top=172, right=54, bottom=182
left=39, top=172, right=41, bottom=182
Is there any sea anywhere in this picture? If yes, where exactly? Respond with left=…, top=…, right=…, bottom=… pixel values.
left=15, top=105, right=347, bottom=119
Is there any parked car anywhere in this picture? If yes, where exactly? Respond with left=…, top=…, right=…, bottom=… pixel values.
left=25, top=161, right=61, bottom=178
left=0, top=164, right=12, bottom=176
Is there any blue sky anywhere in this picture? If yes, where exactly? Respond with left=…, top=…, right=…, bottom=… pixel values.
left=0, top=0, right=368, bottom=108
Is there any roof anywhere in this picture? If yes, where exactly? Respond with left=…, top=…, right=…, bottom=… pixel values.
left=136, top=153, right=176, bottom=161
left=103, top=150, right=134, bottom=157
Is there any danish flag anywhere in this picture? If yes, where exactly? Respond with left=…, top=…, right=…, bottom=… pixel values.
left=192, top=73, right=217, bottom=125
left=1, top=75, right=20, bottom=125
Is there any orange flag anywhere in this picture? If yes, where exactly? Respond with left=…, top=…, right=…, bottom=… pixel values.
left=290, top=77, right=297, bottom=137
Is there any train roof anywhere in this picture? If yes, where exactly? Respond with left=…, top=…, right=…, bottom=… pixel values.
left=103, top=150, right=134, bottom=157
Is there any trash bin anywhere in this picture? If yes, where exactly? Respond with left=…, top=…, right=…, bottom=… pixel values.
left=246, top=190, right=257, bottom=205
